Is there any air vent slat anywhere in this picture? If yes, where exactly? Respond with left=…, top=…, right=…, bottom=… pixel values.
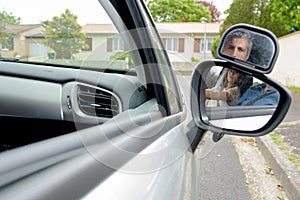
left=79, top=105, right=119, bottom=118
left=77, top=85, right=120, bottom=118
left=78, top=94, right=118, bottom=106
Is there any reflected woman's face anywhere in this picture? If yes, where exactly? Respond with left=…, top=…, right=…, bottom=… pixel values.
left=227, top=69, right=240, bottom=85
left=223, top=38, right=250, bottom=60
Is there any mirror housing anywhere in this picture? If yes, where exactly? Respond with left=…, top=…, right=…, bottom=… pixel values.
left=191, top=60, right=291, bottom=137
left=217, top=24, right=279, bottom=74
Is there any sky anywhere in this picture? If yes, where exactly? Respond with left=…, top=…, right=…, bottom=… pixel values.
left=212, top=0, right=233, bottom=19
left=0, top=0, right=111, bottom=25
left=1, top=0, right=233, bottom=25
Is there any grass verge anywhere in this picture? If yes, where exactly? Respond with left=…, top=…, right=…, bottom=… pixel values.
left=269, top=132, right=300, bottom=170
left=287, top=86, right=300, bottom=93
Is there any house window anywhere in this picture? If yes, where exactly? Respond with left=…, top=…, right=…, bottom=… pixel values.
left=207, top=38, right=213, bottom=52
left=0, top=37, right=14, bottom=51
left=165, top=38, right=184, bottom=52
left=201, top=38, right=213, bottom=52
left=166, top=38, right=178, bottom=52
left=113, top=38, right=124, bottom=52
left=82, top=38, right=92, bottom=51
left=166, top=38, right=179, bottom=52
left=107, top=38, right=124, bottom=52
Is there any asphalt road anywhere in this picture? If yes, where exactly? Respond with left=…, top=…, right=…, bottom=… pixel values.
left=176, top=74, right=291, bottom=199
left=195, top=134, right=252, bottom=199
left=176, top=75, right=252, bottom=199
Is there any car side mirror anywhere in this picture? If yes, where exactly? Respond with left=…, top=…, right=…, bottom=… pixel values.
left=217, top=23, right=279, bottom=74
left=191, top=61, right=291, bottom=137
left=190, top=24, right=291, bottom=137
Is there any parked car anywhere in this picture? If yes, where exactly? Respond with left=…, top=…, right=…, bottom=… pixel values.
left=0, top=0, right=291, bottom=199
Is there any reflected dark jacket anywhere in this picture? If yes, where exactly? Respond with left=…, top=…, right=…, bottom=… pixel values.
left=236, top=83, right=279, bottom=106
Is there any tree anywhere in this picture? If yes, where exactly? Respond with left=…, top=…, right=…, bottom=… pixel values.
left=0, top=10, right=21, bottom=25
left=269, top=0, right=300, bottom=33
left=254, top=0, right=286, bottom=37
left=45, top=9, right=87, bottom=59
left=147, top=0, right=211, bottom=22
left=221, top=0, right=259, bottom=33
left=110, top=51, right=133, bottom=69
left=211, top=35, right=220, bottom=58
left=196, top=0, right=221, bottom=22
left=0, top=11, right=20, bottom=53
left=221, top=0, right=288, bottom=36
left=210, top=0, right=290, bottom=57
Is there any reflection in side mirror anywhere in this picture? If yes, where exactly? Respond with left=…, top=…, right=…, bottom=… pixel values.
left=205, top=67, right=280, bottom=107
left=191, top=24, right=291, bottom=137
left=190, top=60, right=291, bottom=137
left=204, top=66, right=280, bottom=131
left=217, top=24, right=279, bottom=74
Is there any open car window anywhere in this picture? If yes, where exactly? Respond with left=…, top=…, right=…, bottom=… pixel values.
left=1, top=1, right=135, bottom=72
left=0, top=0, right=182, bottom=116
left=0, top=0, right=185, bottom=153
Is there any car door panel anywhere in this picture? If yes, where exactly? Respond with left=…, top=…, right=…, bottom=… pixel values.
left=0, top=101, right=191, bottom=199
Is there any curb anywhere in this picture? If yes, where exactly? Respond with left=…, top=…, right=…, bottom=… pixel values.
left=256, top=135, right=300, bottom=200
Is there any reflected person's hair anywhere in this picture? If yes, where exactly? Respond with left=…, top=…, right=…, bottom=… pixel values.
left=248, top=35, right=274, bottom=68
left=224, top=29, right=253, bottom=54
left=223, top=69, right=253, bottom=96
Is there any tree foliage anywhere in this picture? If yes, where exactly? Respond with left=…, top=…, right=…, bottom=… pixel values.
left=254, top=0, right=286, bottom=37
left=211, top=35, right=220, bottom=58
left=0, top=10, right=21, bottom=25
left=269, top=0, right=300, bottom=33
left=221, top=0, right=292, bottom=36
left=110, top=51, right=133, bottom=69
left=222, top=0, right=258, bottom=30
left=147, top=0, right=211, bottom=22
left=210, top=0, right=294, bottom=57
left=45, top=9, right=87, bottom=59
left=196, top=0, right=221, bottom=22
left=0, top=11, right=20, bottom=52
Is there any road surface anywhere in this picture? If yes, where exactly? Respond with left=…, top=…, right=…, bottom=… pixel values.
left=176, top=74, right=289, bottom=200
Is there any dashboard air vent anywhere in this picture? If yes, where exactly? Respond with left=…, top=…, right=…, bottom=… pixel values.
left=77, top=84, right=120, bottom=118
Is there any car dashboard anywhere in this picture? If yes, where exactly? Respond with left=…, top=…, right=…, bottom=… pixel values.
left=0, top=61, right=148, bottom=151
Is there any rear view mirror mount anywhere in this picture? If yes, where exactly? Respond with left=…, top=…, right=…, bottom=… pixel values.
left=217, top=23, right=279, bottom=74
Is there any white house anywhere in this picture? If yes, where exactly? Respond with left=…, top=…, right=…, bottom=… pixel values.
left=155, top=22, right=221, bottom=62
left=77, top=22, right=221, bottom=71
left=270, top=31, right=300, bottom=87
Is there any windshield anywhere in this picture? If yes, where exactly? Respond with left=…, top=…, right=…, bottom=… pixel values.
left=0, top=0, right=133, bottom=72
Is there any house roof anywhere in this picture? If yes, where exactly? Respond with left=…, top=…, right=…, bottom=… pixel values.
left=82, top=22, right=221, bottom=35
left=25, top=30, right=46, bottom=38
left=3, top=24, right=42, bottom=34
left=279, top=30, right=300, bottom=40
left=3, top=24, right=45, bottom=38
left=82, top=24, right=118, bottom=34
left=3, top=22, right=221, bottom=37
